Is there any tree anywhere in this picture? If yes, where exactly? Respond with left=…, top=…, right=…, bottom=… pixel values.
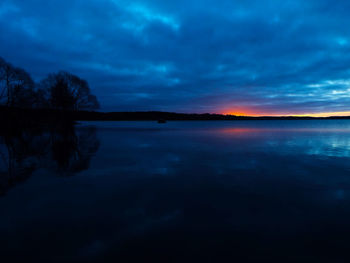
left=1, top=57, right=100, bottom=110
left=40, top=71, right=100, bottom=111
left=0, top=57, right=35, bottom=107
left=0, top=57, right=15, bottom=106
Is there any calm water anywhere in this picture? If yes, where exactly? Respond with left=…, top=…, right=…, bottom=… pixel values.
left=2, top=120, right=350, bottom=262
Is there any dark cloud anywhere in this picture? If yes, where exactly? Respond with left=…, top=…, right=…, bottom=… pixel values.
left=1, top=0, right=350, bottom=114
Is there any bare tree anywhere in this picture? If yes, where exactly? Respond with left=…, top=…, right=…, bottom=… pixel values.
left=41, top=71, right=100, bottom=110
left=1, top=58, right=100, bottom=110
left=0, top=57, right=35, bottom=107
left=0, top=57, right=14, bottom=106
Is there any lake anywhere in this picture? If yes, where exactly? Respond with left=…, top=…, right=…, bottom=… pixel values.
left=1, top=120, right=350, bottom=262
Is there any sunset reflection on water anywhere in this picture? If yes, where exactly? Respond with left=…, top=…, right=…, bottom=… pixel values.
left=2, top=120, right=350, bottom=262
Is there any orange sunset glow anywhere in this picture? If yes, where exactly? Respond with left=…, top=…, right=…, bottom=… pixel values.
left=221, top=107, right=265, bottom=116
left=222, top=108, right=350, bottom=117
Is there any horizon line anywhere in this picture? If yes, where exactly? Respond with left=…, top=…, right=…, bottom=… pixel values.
left=98, top=110, right=350, bottom=118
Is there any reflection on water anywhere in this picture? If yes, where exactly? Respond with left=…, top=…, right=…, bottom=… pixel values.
left=0, top=122, right=99, bottom=195
left=2, top=120, right=350, bottom=262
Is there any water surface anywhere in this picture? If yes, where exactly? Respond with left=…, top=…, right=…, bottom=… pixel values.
left=1, top=120, right=350, bottom=262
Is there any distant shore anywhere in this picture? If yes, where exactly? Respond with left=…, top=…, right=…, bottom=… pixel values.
left=2, top=106, right=350, bottom=122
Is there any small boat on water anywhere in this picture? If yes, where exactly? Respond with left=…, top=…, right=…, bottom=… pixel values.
left=158, top=119, right=167, bottom=124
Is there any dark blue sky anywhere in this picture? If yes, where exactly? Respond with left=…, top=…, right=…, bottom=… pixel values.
left=1, top=0, right=350, bottom=115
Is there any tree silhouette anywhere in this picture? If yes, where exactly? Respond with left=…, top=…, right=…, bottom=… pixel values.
left=0, top=57, right=35, bottom=107
left=40, top=71, right=100, bottom=111
left=1, top=57, right=100, bottom=110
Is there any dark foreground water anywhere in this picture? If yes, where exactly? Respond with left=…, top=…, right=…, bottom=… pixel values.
left=2, top=120, right=350, bottom=262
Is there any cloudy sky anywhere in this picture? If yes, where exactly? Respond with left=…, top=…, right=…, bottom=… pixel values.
left=1, top=0, right=350, bottom=115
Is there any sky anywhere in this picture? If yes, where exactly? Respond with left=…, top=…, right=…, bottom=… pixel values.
left=1, top=0, right=350, bottom=116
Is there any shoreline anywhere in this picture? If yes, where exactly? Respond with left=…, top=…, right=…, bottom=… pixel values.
left=2, top=106, right=350, bottom=122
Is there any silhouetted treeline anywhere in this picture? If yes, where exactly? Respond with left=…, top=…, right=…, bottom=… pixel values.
left=73, top=111, right=350, bottom=120
left=2, top=106, right=350, bottom=123
left=0, top=57, right=99, bottom=111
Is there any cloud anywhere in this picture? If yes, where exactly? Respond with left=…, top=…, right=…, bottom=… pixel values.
left=1, top=0, right=350, bottom=114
